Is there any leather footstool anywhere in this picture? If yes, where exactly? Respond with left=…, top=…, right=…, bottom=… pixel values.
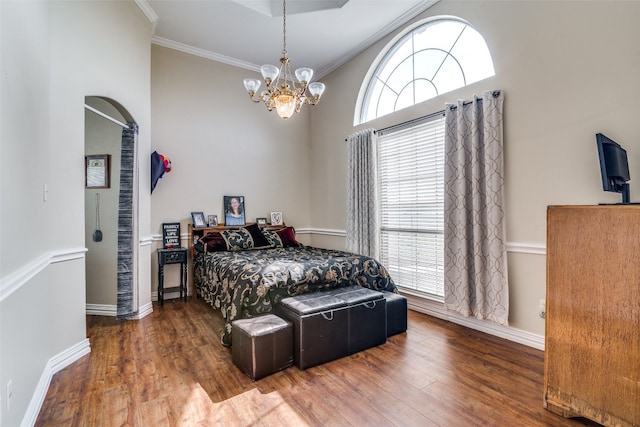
left=231, top=314, right=293, bottom=380
left=382, top=291, right=407, bottom=336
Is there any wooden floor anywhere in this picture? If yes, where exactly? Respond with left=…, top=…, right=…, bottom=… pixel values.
left=36, top=298, right=600, bottom=427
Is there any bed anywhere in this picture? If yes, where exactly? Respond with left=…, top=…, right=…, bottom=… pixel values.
left=191, top=223, right=396, bottom=346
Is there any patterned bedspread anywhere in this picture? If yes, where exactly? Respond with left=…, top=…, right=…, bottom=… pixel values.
left=193, top=246, right=396, bottom=346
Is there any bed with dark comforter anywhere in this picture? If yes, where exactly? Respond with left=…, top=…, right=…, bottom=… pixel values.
left=193, top=242, right=396, bottom=346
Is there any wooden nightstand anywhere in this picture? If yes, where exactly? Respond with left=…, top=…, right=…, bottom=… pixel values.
left=157, top=247, right=188, bottom=305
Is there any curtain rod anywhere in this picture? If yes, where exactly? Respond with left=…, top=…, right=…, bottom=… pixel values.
left=347, top=90, right=501, bottom=140
left=375, top=109, right=445, bottom=136
left=84, top=104, right=129, bottom=129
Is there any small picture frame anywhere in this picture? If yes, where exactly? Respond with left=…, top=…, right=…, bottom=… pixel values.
left=256, top=217, right=268, bottom=226
left=270, top=212, right=283, bottom=226
left=208, top=215, right=218, bottom=227
left=85, top=154, right=111, bottom=188
left=224, top=196, right=246, bottom=226
left=191, top=211, right=206, bottom=228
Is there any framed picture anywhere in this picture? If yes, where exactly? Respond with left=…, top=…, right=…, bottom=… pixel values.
left=256, top=217, right=267, bottom=226
left=162, top=222, right=180, bottom=249
left=224, top=196, right=246, bottom=226
left=270, top=212, right=283, bottom=226
left=191, top=211, right=206, bottom=228
left=85, top=154, right=111, bottom=188
left=208, top=215, right=218, bottom=227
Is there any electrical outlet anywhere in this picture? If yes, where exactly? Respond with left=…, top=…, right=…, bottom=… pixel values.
left=6, top=380, right=12, bottom=412
left=538, top=299, right=546, bottom=319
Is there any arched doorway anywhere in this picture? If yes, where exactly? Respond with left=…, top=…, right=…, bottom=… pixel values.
left=85, top=96, right=139, bottom=319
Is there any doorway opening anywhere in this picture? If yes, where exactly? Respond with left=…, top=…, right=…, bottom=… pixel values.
left=84, top=96, right=139, bottom=319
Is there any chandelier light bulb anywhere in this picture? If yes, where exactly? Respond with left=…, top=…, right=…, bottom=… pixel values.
left=243, top=78, right=261, bottom=95
left=260, top=64, right=280, bottom=83
left=275, top=93, right=296, bottom=119
left=308, top=82, right=326, bottom=98
left=294, top=67, right=313, bottom=84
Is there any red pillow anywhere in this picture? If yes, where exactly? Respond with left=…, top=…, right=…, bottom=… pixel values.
left=200, top=231, right=226, bottom=252
left=276, top=227, right=302, bottom=247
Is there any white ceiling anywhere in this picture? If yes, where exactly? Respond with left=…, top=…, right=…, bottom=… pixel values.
left=138, top=0, right=439, bottom=79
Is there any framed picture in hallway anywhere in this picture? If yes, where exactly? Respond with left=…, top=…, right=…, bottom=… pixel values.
left=85, top=154, right=111, bottom=188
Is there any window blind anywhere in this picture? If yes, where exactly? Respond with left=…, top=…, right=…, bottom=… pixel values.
left=377, top=116, right=445, bottom=299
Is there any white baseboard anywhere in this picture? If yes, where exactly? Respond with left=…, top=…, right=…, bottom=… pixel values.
left=21, top=339, right=91, bottom=427
left=403, top=293, right=545, bottom=351
left=85, top=304, right=117, bottom=316
left=134, top=302, right=154, bottom=319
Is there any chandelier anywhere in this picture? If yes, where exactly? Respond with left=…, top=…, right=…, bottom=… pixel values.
left=243, top=0, right=325, bottom=120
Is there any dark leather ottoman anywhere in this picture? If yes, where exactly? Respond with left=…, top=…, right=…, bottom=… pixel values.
left=328, top=286, right=386, bottom=354
left=275, top=286, right=387, bottom=370
left=231, top=314, right=293, bottom=380
left=382, top=291, right=407, bottom=336
left=275, top=292, right=349, bottom=370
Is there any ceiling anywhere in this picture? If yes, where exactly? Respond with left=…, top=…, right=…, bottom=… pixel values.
left=138, top=0, right=440, bottom=79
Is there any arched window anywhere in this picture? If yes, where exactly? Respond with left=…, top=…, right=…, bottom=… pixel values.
left=357, top=17, right=494, bottom=124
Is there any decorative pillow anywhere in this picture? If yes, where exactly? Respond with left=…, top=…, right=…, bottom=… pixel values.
left=243, top=223, right=272, bottom=249
left=199, top=231, right=226, bottom=253
left=220, top=228, right=253, bottom=251
left=277, top=226, right=302, bottom=247
left=263, top=230, right=283, bottom=248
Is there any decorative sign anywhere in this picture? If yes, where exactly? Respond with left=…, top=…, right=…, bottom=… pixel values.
left=162, top=222, right=181, bottom=249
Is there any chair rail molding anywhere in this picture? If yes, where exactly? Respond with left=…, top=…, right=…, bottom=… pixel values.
left=0, top=247, right=87, bottom=302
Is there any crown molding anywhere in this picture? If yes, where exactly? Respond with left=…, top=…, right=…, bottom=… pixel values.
left=147, top=1, right=441, bottom=78
left=134, top=0, right=158, bottom=33
left=152, top=36, right=260, bottom=72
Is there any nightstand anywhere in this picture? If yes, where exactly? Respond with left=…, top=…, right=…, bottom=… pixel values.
left=157, top=247, right=188, bottom=305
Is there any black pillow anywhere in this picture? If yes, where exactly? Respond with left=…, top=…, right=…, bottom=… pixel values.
left=243, top=223, right=272, bottom=248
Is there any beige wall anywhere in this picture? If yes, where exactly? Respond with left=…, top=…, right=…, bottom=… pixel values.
left=309, top=0, right=640, bottom=335
left=0, top=1, right=152, bottom=424
left=150, top=46, right=313, bottom=250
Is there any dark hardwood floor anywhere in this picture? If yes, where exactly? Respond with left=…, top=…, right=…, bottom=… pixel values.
left=36, top=298, right=600, bottom=426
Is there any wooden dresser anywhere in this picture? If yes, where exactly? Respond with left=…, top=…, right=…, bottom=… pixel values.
left=545, top=205, right=640, bottom=426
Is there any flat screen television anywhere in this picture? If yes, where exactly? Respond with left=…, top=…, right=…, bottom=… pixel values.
left=596, top=132, right=631, bottom=204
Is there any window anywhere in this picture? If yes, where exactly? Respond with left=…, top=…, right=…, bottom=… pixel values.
left=357, top=17, right=494, bottom=124
left=378, top=116, right=445, bottom=299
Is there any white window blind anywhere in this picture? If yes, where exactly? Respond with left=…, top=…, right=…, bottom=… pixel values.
left=377, top=115, right=445, bottom=299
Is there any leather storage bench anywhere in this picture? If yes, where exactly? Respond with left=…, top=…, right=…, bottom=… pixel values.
left=329, top=286, right=387, bottom=354
left=382, top=291, right=407, bottom=336
left=275, top=291, right=349, bottom=370
left=231, top=314, right=293, bottom=380
left=275, top=285, right=386, bottom=369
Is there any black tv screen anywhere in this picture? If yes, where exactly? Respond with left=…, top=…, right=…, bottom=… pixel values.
left=596, top=132, right=630, bottom=203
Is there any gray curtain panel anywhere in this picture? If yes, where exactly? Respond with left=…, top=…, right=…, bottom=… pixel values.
left=346, top=128, right=379, bottom=258
left=443, top=90, right=509, bottom=325
left=117, top=123, right=139, bottom=320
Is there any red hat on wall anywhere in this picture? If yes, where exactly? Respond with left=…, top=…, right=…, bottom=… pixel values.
left=151, top=151, right=172, bottom=193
